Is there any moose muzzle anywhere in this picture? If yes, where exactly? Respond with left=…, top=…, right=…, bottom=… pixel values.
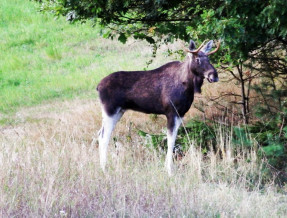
left=205, top=71, right=219, bottom=83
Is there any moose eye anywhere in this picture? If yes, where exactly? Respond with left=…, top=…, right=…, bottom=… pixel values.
left=196, top=58, right=201, bottom=64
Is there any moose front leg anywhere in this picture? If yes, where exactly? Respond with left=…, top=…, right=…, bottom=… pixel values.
left=165, top=115, right=182, bottom=176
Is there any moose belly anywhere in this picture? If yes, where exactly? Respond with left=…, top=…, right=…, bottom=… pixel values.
left=122, top=95, right=165, bottom=114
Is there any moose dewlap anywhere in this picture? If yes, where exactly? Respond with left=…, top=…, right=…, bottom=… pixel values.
left=97, top=39, right=220, bottom=175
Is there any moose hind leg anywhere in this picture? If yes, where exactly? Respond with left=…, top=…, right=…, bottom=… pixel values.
left=98, top=107, right=123, bottom=171
left=165, top=115, right=182, bottom=176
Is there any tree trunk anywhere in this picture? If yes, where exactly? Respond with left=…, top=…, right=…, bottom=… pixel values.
left=237, top=63, right=249, bottom=124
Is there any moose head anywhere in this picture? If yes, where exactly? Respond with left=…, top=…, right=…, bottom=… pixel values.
left=185, top=40, right=220, bottom=93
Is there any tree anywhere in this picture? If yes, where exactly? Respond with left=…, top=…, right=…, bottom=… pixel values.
left=38, top=1, right=287, bottom=51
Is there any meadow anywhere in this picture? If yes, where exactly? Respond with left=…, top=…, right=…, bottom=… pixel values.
left=0, top=0, right=287, bottom=217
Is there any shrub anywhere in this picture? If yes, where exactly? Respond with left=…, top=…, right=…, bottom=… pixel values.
left=138, top=118, right=287, bottom=183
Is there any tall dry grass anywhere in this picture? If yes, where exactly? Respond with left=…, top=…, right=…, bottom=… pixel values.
left=0, top=99, right=287, bottom=217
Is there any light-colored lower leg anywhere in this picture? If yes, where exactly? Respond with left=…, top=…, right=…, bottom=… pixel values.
left=98, top=107, right=123, bottom=171
left=165, top=117, right=182, bottom=176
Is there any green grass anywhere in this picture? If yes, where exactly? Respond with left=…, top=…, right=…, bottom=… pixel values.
left=0, top=0, right=154, bottom=114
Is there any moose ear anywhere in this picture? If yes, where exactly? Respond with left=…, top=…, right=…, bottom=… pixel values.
left=189, top=40, right=196, bottom=51
left=201, top=40, right=213, bottom=54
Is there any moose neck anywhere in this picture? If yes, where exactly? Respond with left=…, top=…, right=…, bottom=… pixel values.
left=185, top=54, right=204, bottom=93
left=174, top=57, right=194, bottom=82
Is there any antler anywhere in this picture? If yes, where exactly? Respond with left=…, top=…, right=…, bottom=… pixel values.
left=207, top=40, right=221, bottom=55
left=182, top=40, right=207, bottom=54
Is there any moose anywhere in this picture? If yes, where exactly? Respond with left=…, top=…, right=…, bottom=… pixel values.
left=97, top=39, right=220, bottom=175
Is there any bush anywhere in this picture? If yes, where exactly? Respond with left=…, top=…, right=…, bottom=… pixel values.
left=249, top=121, right=287, bottom=172
left=138, top=118, right=287, bottom=182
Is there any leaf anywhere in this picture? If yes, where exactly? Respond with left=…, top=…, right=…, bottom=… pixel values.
left=118, top=33, right=127, bottom=44
left=145, top=36, right=155, bottom=44
left=134, top=33, right=155, bottom=44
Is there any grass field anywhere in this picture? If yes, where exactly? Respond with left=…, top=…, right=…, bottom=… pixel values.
left=1, top=0, right=287, bottom=217
left=1, top=100, right=287, bottom=217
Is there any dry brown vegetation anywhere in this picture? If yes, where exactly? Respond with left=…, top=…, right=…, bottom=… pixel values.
left=1, top=99, right=287, bottom=217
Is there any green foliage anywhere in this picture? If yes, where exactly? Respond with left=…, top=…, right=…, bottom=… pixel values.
left=232, top=126, right=252, bottom=148
left=180, top=120, right=216, bottom=153
left=138, top=118, right=287, bottom=177
left=137, top=129, right=166, bottom=152
left=249, top=121, right=287, bottom=170
left=138, top=119, right=217, bottom=154
left=37, top=0, right=287, bottom=62
left=138, top=119, right=218, bottom=155
left=250, top=67, right=287, bottom=170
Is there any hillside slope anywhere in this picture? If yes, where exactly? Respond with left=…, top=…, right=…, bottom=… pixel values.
left=0, top=0, right=157, bottom=114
